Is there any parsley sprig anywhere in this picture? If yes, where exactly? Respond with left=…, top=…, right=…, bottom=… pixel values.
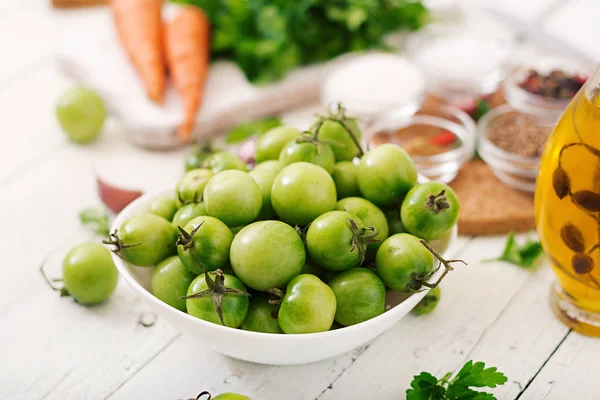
left=79, top=207, right=110, bottom=236
left=406, top=360, right=507, bottom=400
left=487, top=232, right=543, bottom=268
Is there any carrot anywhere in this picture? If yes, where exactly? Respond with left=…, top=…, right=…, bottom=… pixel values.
left=164, top=6, right=211, bottom=144
left=110, top=0, right=166, bottom=103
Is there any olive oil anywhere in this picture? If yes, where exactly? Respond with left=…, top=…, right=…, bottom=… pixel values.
left=535, top=70, right=600, bottom=336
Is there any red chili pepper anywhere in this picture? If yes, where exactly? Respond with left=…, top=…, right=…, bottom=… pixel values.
left=430, top=130, right=456, bottom=146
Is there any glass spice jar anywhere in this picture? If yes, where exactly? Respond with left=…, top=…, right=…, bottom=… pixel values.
left=535, top=63, right=600, bottom=336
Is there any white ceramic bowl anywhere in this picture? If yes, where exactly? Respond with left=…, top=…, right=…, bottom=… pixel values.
left=111, top=185, right=458, bottom=365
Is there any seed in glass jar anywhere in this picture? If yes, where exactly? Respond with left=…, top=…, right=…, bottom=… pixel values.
left=552, top=166, right=571, bottom=199
left=572, top=190, right=600, bottom=212
left=571, top=253, right=594, bottom=274
left=560, top=223, right=585, bottom=252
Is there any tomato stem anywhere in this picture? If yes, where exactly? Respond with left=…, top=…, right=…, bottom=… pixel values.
left=425, top=190, right=450, bottom=214
left=418, top=239, right=466, bottom=289
left=102, top=230, right=141, bottom=259
left=176, top=222, right=204, bottom=250
left=39, top=247, right=70, bottom=297
left=191, top=391, right=212, bottom=400
left=181, top=266, right=251, bottom=326
left=347, top=218, right=380, bottom=265
left=311, top=104, right=365, bottom=157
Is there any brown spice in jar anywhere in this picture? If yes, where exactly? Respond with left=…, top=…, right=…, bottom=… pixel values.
left=487, top=112, right=551, bottom=158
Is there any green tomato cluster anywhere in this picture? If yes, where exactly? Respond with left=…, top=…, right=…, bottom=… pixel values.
left=101, top=111, right=459, bottom=334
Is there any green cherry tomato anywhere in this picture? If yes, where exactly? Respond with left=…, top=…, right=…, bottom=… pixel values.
left=151, top=256, right=195, bottom=312
left=177, top=216, right=234, bottom=274
left=412, top=287, right=441, bottom=316
left=171, top=202, right=207, bottom=228
left=56, top=86, right=106, bottom=144
left=401, top=182, right=460, bottom=241
left=204, top=170, right=262, bottom=227
left=249, top=160, right=283, bottom=220
left=176, top=169, right=214, bottom=203
left=148, top=195, right=179, bottom=221
left=108, top=214, right=177, bottom=266
left=62, top=243, right=118, bottom=305
left=255, top=126, right=302, bottom=162
left=358, top=144, right=417, bottom=207
left=317, top=118, right=362, bottom=161
left=241, top=293, right=283, bottom=334
left=204, top=151, right=248, bottom=174
left=186, top=271, right=250, bottom=328
left=279, top=137, right=335, bottom=174
left=336, top=197, right=389, bottom=256
left=230, top=221, right=305, bottom=291
left=385, top=207, right=407, bottom=235
left=278, top=274, right=336, bottom=334
left=331, top=161, right=360, bottom=199
left=212, top=394, right=251, bottom=400
left=328, top=267, right=386, bottom=326
left=375, top=233, right=434, bottom=292
left=271, top=162, right=337, bottom=226
left=306, top=211, right=365, bottom=271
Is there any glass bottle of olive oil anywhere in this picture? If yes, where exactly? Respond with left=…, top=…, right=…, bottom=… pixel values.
left=535, top=66, right=600, bottom=336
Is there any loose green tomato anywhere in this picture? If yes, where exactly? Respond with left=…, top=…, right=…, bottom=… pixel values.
left=279, top=138, right=335, bottom=174
left=186, top=272, right=250, bottom=328
left=306, top=211, right=364, bottom=271
left=375, top=233, right=434, bottom=292
left=204, top=170, right=262, bottom=227
left=148, top=195, right=179, bottom=221
left=241, top=293, right=283, bottom=334
left=176, top=169, right=214, bottom=203
left=151, top=256, right=195, bottom=312
left=317, top=118, right=362, bottom=161
left=62, top=243, right=118, bottom=305
left=56, top=86, right=106, bottom=144
left=301, top=261, right=324, bottom=278
left=385, top=207, right=406, bottom=235
left=412, top=287, right=441, bottom=316
left=358, top=144, right=417, bottom=207
left=230, top=221, right=305, bottom=291
left=249, top=160, right=283, bottom=220
left=212, top=394, right=251, bottom=400
left=328, top=267, right=385, bottom=326
left=108, top=214, right=177, bottom=266
left=204, top=151, right=248, bottom=173
left=401, top=182, right=459, bottom=241
left=172, top=202, right=207, bottom=228
left=255, top=126, right=302, bottom=162
left=331, top=161, right=360, bottom=199
left=335, top=197, right=389, bottom=256
left=177, top=216, right=234, bottom=274
left=271, top=162, right=337, bottom=226
left=278, top=274, right=336, bottom=334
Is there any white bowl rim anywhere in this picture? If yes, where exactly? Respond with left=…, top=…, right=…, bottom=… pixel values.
left=111, top=184, right=457, bottom=341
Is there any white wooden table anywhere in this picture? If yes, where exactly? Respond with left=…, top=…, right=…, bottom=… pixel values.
left=1, top=1, right=599, bottom=399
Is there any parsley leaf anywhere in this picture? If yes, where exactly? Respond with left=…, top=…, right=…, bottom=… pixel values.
left=405, top=361, right=507, bottom=400
left=474, top=99, right=491, bottom=121
left=224, top=117, right=282, bottom=144
left=487, top=232, right=544, bottom=268
left=79, top=207, right=110, bottom=236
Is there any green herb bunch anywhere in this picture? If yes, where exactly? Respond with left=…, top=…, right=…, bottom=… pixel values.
left=171, top=0, right=429, bottom=83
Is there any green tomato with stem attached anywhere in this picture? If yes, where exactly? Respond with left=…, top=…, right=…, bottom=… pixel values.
left=249, top=160, right=283, bottom=220
left=278, top=274, right=336, bottom=334
left=56, top=86, right=106, bottom=144
left=241, top=293, right=283, bottom=334
left=105, top=214, right=177, bottom=266
left=336, top=197, right=389, bottom=257
left=279, top=136, right=335, bottom=174
left=171, top=202, right=207, bottom=228
left=255, top=126, right=302, bottom=162
left=204, top=170, right=262, bottom=227
left=401, top=182, right=459, bottom=241
left=186, top=269, right=250, bottom=328
left=271, top=162, right=337, bottom=226
left=151, top=255, right=195, bottom=312
left=358, top=144, right=417, bottom=207
left=177, top=216, right=234, bottom=275
left=331, top=161, right=360, bottom=199
left=148, top=195, right=179, bottom=221
left=328, top=267, right=385, bottom=326
left=317, top=117, right=362, bottom=161
left=204, top=151, right=248, bottom=174
left=61, top=243, right=118, bottom=305
left=176, top=169, right=214, bottom=204
left=230, top=221, right=305, bottom=291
